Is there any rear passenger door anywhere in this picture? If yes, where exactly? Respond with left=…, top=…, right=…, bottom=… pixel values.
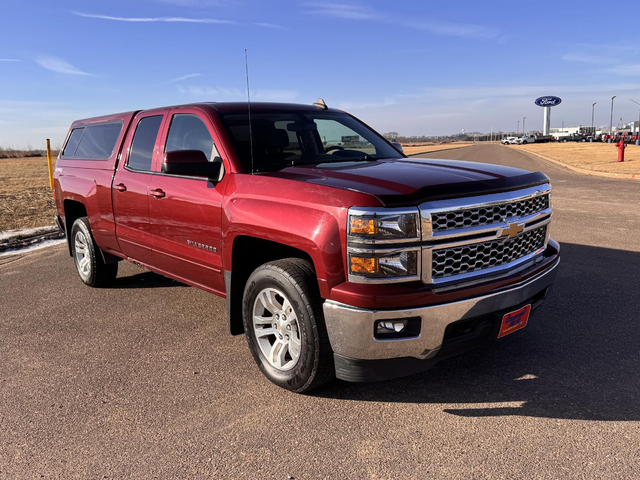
left=147, top=108, right=229, bottom=293
left=112, top=110, right=168, bottom=266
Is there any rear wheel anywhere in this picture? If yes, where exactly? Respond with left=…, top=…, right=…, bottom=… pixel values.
left=71, top=217, right=118, bottom=287
left=243, top=258, right=334, bottom=393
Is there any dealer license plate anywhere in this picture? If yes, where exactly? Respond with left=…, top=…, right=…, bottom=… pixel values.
left=498, top=304, right=531, bottom=339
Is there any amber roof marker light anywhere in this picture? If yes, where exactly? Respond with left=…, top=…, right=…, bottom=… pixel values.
left=313, top=98, right=328, bottom=110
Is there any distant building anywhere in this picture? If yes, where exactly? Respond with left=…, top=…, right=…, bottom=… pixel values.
left=550, top=126, right=581, bottom=135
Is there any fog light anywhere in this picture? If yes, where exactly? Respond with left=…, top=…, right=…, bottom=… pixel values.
left=378, top=321, right=407, bottom=333
left=374, top=317, right=421, bottom=340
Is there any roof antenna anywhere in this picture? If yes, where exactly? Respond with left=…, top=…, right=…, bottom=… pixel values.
left=245, top=49, right=255, bottom=175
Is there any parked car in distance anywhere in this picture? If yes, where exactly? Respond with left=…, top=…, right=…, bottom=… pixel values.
left=502, top=136, right=518, bottom=145
left=53, top=101, right=559, bottom=393
left=556, top=132, right=588, bottom=143
left=516, top=134, right=536, bottom=144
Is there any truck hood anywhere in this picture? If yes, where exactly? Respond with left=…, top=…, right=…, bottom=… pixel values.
left=264, top=157, right=550, bottom=207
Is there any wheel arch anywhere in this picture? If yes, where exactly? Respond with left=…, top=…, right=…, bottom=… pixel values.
left=63, top=199, right=88, bottom=256
left=64, top=199, right=119, bottom=264
left=225, top=235, right=318, bottom=336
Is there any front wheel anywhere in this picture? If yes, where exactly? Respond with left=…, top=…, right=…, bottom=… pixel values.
left=243, top=258, right=334, bottom=393
left=71, top=217, right=118, bottom=287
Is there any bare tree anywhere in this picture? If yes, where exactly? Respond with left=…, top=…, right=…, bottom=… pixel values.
left=383, top=131, right=399, bottom=142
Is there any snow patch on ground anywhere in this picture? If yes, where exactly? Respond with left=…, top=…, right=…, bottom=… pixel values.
left=0, top=238, right=66, bottom=257
left=0, top=225, right=58, bottom=241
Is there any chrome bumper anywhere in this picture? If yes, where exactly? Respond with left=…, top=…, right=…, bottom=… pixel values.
left=323, top=259, right=559, bottom=361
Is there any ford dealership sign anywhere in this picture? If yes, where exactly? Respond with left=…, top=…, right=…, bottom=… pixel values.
left=535, top=96, right=562, bottom=107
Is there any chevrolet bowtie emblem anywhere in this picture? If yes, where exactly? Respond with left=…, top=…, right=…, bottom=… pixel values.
left=501, top=222, right=525, bottom=239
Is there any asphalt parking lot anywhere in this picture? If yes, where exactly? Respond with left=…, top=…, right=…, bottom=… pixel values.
left=1, top=144, right=639, bottom=479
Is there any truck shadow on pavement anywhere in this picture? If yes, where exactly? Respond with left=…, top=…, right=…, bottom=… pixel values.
left=318, top=243, right=640, bottom=422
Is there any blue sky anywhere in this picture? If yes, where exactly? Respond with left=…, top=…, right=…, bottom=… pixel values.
left=1, top=0, right=640, bottom=147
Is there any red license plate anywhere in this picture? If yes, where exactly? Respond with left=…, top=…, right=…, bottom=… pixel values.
left=498, top=304, right=531, bottom=339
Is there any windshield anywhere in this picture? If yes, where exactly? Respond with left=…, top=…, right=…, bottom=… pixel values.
left=220, top=110, right=403, bottom=173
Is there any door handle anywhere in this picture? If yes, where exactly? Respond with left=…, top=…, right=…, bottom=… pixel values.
left=114, top=183, right=127, bottom=192
left=149, top=188, right=166, bottom=199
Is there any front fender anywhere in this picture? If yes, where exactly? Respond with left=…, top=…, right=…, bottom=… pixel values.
left=221, top=174, right=381, bottom=296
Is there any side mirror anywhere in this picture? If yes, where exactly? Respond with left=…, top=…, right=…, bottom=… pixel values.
left=162, top=150, right=221, bottom=180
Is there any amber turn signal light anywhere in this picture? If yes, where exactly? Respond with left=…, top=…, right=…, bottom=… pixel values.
left=350, top=256, right=378, bottom=274
left=350, top=217, right=377, bottom=235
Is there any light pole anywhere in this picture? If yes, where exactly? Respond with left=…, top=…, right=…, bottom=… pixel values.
left=591, top=102, right=597, bottom=134
left=610, top=95, right=617, bottom=141
left=630, top=99, right=640, bottom=145
left=517, top=120, right=520, bottom=134
left=523, top=117, right=526, bottom=135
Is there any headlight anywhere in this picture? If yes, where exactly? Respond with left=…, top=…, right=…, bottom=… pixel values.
left=350, top=250, right=419, bottom=277
left=347, top=207, right=421, bottom=283
left=348, top=249, right=420, bottom=282
left=348, top=208, right=420, bottom=243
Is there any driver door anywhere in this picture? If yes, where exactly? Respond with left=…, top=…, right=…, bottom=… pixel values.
left=147, top=107, right=229, bottom=293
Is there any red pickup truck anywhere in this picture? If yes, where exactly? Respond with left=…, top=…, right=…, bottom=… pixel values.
left=54, top=101, right=559, bottom=392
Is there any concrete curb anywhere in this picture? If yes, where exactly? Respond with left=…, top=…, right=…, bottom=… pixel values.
left=514, top=147, right=640, bottom=181
left=407, top=144, right=473, bottom=157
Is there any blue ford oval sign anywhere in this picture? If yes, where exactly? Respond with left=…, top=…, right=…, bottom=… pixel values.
left=535, top=96, right=562, bottom=107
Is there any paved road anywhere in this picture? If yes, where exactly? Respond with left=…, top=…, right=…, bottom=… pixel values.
left=1, top=144, right=639, bottom=479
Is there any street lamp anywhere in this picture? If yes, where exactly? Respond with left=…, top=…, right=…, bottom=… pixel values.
left=610, top=95, right=617, bottom=142
left=630, top=99, right=640, bottom=145
left=523, top=117, right=526, bottom=135
left=517, top=120, right=520, bottom=134
left=591, top=102, right=597, bottom=134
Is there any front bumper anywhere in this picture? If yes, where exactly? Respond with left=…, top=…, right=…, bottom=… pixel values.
left=324, top=258, right=559, bottom=380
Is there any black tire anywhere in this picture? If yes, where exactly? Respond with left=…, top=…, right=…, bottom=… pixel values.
left=70, top=217, right=118, bottom=287
left=242, top=258, right=334, bottom=393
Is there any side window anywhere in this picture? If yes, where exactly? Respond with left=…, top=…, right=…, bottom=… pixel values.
left=63, top=128, right=84, bottom=156
left=165, top=114, right=219, bottom=161
left=75, top=122, right=122, bottom=159
left=128, top=116, right=163, bottom=171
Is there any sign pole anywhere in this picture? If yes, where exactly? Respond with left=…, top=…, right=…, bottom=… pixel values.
left=46, top=139, right=54, bottom=190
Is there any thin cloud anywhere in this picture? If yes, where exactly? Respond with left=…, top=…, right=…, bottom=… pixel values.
left=253, top=22, right=285, bottom=29
left=71, top=11, right=283, bottom=28
left=162, top=73, right=202, bottom=85
left=71, top=11, right=238, bottom=25
left=302, top=2, right=375, bottom=20
left=0, top=58, right=20, bottom=62
left=300, top=2, right=499, bottom=40
left=608, top=64, right=640, bottom=76
left=148, top=0, right=229, bottom=6
left=35, top=55, right=95, bottom=76
left=177, top=84, right=299, bottom=102
left=407, top=20, right=498, bottom=40
left=562, top=53, right=618, bottom=65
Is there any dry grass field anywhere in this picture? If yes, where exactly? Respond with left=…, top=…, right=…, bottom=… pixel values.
left=1, top=142, right=637, bottom=233
left=0, top=156, right=56, bottom=231
left=514, top=142, right=640, bottom=177
left=401, top=142, right=474, bottom=156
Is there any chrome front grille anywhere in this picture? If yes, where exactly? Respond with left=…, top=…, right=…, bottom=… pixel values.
left=420, top=184, right=553, bottom=285
left=432, top=226, right=547, bottom=279
left=432, top=193, right=549, bottom=232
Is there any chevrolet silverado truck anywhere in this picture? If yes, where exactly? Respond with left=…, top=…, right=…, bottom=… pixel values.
left=54, top=101, right=559, bottom=392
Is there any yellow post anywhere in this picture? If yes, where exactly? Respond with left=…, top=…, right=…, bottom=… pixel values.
left=46, top=138, right=54, bottom=189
